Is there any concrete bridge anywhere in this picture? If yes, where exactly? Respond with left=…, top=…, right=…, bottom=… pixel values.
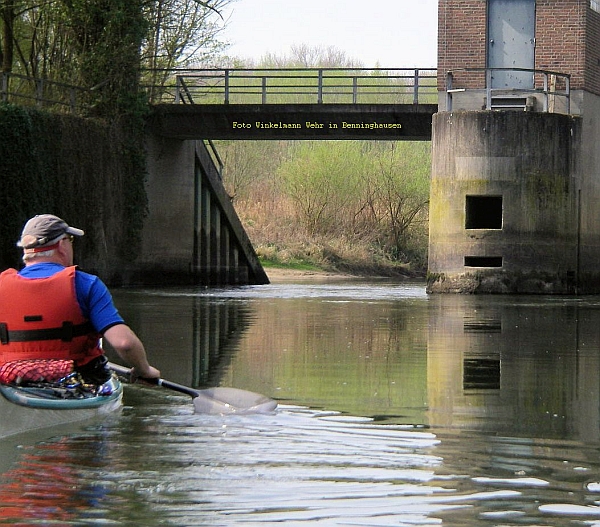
left=147, top=68, right=438, bottom=140
left=139, top=68, right=438, bottom=286
left=142, top=66, right=580, bottom=290
left=0, top=68, right=438, bottom=286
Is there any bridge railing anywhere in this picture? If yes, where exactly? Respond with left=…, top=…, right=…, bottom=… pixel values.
left=446, top=68, right=571, bottom=114
left=1, top=71, right=90, bottom=113
left=144, top=68, right=438, bottom=105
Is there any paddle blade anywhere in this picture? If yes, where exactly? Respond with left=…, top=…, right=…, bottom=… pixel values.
left=193, top=387, right=277, bottom=415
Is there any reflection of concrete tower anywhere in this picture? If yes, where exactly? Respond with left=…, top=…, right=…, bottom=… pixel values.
left=428, top=0, right=600, bottom=294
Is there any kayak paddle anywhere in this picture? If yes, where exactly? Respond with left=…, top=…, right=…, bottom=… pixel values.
left=108, top=362, right=277, bottom=415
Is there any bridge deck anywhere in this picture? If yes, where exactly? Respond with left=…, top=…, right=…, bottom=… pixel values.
left=147, top=68, right=438, bottom=140
left=149, top=103, right=438, bottom=140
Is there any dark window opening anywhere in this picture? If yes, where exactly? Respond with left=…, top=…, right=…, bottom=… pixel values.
left=463, top=359, right=500, bottom=390
left=465, top=195, right=503, bottom=229
left=464, top=256, right=503, bottom=267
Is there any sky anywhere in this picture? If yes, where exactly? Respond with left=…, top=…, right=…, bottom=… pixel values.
left=220, top=0, right=438, bottom=68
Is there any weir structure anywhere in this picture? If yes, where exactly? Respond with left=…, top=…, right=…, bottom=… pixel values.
left=140, top=68, right=437, bottom=285
left=427, top=0, right=600, bottom=294
left=6, top=4, right=597, bottom=292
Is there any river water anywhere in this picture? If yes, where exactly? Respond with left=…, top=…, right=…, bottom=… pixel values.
left=2, top=277, right=600, bottom=526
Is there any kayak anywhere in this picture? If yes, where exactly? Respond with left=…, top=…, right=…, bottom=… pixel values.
left=0, top=375, right=123, bottom=439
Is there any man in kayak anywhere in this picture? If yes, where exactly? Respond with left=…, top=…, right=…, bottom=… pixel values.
left=0, top=214, right=160, bottom=385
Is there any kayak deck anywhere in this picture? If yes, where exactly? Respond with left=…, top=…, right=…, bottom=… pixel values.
left=0, top=376, right=123, bottom=438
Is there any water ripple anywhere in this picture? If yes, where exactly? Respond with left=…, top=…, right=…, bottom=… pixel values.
left=1, top=403, right=600, bottom=526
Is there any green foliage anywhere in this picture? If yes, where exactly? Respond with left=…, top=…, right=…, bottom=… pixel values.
left=0, top=0, right=235, bottom=279
left=0, top=102, right=147, bottom=276
left=364, top=142, right=430, bottom=260
left=259, top=257, right=320, bottom=272
left=0, top=104, right=55, bottom=267
left=219, top=140, right=285, bottom=202
left=277, top=141, right=430, bottom=260
left=2, top=0, right=232, bottom=103
left=218, top=138, right=431, bottom=273
left=55, top=0, right=146, bottom=116
left=279, top=142, right=370, bottom=236
left=141, top=0, right=230, bottom=70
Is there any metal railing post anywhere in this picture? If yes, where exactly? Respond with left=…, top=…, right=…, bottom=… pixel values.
left=542, top=72, right=549, bottom=112
left=446, top=71, right=453, bottom=111
left=261, top=76, right=267, bottom=104
left=175, top=76, right=182, bottom=103
left=352, top=76, right=358, bottom=104
left=413, top=69, right=419, bottom=104
left=317, top=69, right=323, bottom=104
left=224, top=69, right=230, bottom=104
left=566, top=76, right=570, bottom=115
left=485, top=69, right=493, bottom=110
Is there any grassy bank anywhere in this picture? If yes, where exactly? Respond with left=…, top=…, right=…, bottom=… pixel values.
left=219, top=140, right=430, bottom=279
left=254, top=237, right=425, bottom=279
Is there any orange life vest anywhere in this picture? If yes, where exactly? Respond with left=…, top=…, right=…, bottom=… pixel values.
left=0, top=266, right=102, bottom=367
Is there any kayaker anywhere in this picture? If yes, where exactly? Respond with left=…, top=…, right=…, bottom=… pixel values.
left=0, top=214, right=160, bottom=385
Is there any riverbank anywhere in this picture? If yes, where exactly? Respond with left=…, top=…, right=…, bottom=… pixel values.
left=263, top=265, right=425, bottom=283
left=264, top=267, right=359, bottom=282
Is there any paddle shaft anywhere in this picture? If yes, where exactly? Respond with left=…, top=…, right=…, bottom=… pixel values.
left=108, top=362, right=199, bottom=399
left=108, top=361, right=278, bottom=414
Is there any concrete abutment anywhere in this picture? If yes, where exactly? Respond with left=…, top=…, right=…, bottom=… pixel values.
left=131, top=133, right=268, bottom=286
left=426, top=109, right=600, bottom=294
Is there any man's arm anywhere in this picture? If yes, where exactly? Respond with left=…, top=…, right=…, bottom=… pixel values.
left=103, top=324, right=160, bottom=379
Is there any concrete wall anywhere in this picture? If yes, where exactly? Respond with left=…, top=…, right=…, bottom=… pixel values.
left=132, top=134, right=197, bottom=283
left=577, top=90, right=600, bottom=291
left=430, top=0, right=600, bottom=294
left=133, top=133, right=268, bottom=286
left=427, top=111, right=582, bottom=293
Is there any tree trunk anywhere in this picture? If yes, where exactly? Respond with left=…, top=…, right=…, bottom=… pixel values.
left=1, top=3, right=15, bottom=72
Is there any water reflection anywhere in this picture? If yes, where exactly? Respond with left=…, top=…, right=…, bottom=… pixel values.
left=109, top=289, right=257, bottom=386
left=4, top=281, right=600, bottom=525
left=111, top=282, right=600, bottom=443
left=111, top=282, right=431, bottom=423
left=427, top=294, right=600, bottom=441
left=0, top=432, right=115, bottom=524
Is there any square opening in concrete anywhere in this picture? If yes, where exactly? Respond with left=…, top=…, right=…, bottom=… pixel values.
left=464, top=256, right=503, bottom=267
left=463, top=358, right=500, bottom=391
left=465, top=195, right=503, bottom=229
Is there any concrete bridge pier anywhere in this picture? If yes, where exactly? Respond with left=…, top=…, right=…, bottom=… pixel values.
left=427, top=111, right=582, bottom=294
left=430, top=0, right=600, bottom=294
left=130, top=133, right=268, bottom=286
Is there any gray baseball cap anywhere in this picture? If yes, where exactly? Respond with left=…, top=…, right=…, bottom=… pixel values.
left=17, top=214, right=85, bottom=249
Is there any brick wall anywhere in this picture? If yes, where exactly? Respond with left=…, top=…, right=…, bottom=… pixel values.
left=438, top=0, right=600, bottom=95
left=535, top=1, right=586, bottom=90
left=438, top=0, right=487, bottom=90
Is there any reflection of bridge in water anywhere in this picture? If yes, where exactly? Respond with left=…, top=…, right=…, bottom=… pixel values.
left=147, top=68, right=438, bottom=140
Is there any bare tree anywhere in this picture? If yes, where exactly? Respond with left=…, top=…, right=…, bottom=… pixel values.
left=259, top=44, right=361, bottom=69
left=0, top=0, right=233, bottom=84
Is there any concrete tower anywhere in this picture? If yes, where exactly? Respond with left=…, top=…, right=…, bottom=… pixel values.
left=427, top=0, right=600, bottom=294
